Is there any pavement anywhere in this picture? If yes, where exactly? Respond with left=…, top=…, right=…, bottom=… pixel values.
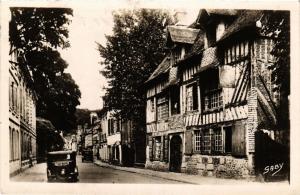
left=94, top=159, right=290, bottom=185
left=11, top=162, right=47, bottom=182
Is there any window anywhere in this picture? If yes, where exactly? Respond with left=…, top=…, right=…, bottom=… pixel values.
left=204, top=90, right=223, bottom=110
left=186, top=83, right=198, bottom=112
left=16, top=131, right=19, bottom=159
left=150, top=97, right=155, bottom=112
left=203, top=130, right=211, bottom=153
left=172, top=48, right=182, bottom=65
left=9, top=127, right=12, bottom=161
left=113, top=119, right=117, bottom=133
left=116, top=119, right=120, bottom=132
left=194, top=131, right=201, bottom=152
left=153, top=137, right=162, bottom=160
left=9, top=80, right=12, bottom=108
left=205, top=24, right=216, bottom=48
left=12, top=129, right=19, bottom=160
left=20, top=88, right=22, bottom=117
left=157, top=94, right=169, bottom=120
left=214, top=128, right=223, bottom=152
left=108, top=119, right=113, bottom=135
left=194, top=127, right=232, bottom=155
left=171, top=86, right=180, bottom=115
left=13, top=84, right=18, bottom=112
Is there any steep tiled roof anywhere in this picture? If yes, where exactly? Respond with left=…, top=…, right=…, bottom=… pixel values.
left=200, top=47, right=219, bottom=68
left=146, top=9, right=264, bottom=84
left=145, top=56, right=171, bottom=83
left=195, top=9, right=238, bottom=26
left=167, top=26, right=200, bottom=44
left=186, top=29, right=205, bottom=58
left=173, top=29, right=204, bottom=68
left=218, top=10, right=264, bottom=42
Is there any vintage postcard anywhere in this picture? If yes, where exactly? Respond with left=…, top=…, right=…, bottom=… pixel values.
left=0, top=0, right=299, bottom=194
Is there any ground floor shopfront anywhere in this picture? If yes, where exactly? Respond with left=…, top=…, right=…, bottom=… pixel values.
left=145, top=117, right=254, bottom=179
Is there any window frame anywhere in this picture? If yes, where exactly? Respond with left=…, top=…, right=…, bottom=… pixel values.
left=153, top=137, right=162, bottom=161
left=194, top=131, right=201, bottom=152
left=186, top=82, right=199, bottom=112
left=170, top=86, right=180, bottom=115
left=150, top=97, right=155, bottom=112
left=156, top=93, right=169, bottom=121
left=193, top=126, right=232, bottom=155
left=203, top=89, right=223, bottom=112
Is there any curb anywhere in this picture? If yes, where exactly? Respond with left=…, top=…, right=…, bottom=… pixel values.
left=93, top=161, right=195, bottom=184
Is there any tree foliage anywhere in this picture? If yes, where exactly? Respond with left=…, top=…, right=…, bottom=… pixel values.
left=75, top=108, right=92, bottom=127
left=10, top=8, right=81, bottom=132
left=98, top=9, right=172, bottom=124
left=261, top=10, right=290, bottom=129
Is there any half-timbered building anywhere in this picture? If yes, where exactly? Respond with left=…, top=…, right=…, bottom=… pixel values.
left=145, top=9, right=287, bottom=178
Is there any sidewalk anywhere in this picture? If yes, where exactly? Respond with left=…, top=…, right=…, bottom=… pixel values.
left=94, top=160, right=288, bottom=185
left=10, top=163, right=47, bottom=182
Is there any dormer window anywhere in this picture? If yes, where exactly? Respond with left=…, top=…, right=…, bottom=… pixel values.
left=171, top=47, right=182, bottom=65
left=216, top=21, right=226, bottom=41
left=171, top=46, right=189, bottom=66
left=204, top=23, right=216, bottom=48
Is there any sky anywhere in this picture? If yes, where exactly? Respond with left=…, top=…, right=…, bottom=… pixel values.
left=59, top=4, right=198, bottom=110
left=60, top=6, right=114, bottom=110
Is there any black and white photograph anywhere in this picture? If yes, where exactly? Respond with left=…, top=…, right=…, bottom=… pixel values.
left=0, top=0, right=299, bottom=194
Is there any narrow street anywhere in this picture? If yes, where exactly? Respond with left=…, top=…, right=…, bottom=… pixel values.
left=11, top=155, right=183, bottom=184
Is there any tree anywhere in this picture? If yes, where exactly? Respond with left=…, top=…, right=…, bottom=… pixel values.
left=75, top=108, right=92, bottom=127
left=10, top=8, right=81, bottom=132
left=98, top=9, right=173, bottom=125
left=261, top=11, right=290, bottom=130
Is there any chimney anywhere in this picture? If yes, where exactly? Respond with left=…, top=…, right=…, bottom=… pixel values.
left=174, top=10, right=188, bottom=26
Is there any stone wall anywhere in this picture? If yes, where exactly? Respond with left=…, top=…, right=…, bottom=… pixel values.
left=182, top=154, right=252, bottom=179
left=145, top=160, right=169, bottom=172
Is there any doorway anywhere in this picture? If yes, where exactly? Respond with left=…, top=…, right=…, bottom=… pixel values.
left=169, top=135, right=182, bottom=172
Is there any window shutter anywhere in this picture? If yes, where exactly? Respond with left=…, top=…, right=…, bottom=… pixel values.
left=163, top=135, right=169, bottom=162
left=148, top=136, right=153, bottom=161
left=185, top=131, right=193, bottom=155
left=200, top=130, right=204, bottom=153
left=193, top=84, right=198, bottom=110
left=160, top=136, right=164, bottom=161
left=210, top=129, right=215, bottom=154
left=232, top=120, right=246, bottom=156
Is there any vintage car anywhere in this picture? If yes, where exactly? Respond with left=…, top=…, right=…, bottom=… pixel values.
left=81, top=148, right=93, bottom=162
left=47, top=150, right=79, bottom=182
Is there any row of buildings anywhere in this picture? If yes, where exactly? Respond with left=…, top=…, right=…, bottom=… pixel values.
left=9, top=48, right=37, bottom=175
left=78, top=110, right=145, bottom=167
left=81, top=9, right=289, bottom=179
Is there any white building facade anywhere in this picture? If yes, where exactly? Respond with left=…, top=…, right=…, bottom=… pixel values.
left=9, top=50, right=37, bottom=175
